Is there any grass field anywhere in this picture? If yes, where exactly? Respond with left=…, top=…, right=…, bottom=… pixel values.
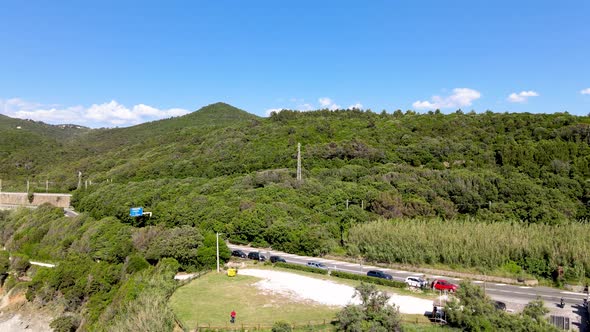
left=169, top=271, right=340, bottom=329
left=169, top=264, right=454, bottom=331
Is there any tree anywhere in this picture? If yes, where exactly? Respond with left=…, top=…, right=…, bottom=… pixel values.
left=336, top=283, right=403, bottom=332
left=445, top=282, right=558, bottom=332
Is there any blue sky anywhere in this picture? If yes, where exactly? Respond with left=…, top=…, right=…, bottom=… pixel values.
left=1, top=0, right=589, bottom=127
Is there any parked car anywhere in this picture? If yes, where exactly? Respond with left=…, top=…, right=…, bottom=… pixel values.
left=306, top=261, right=327, bottom=269
left=270, top=255, right=286, bottom=263
left=366, top=270, right=393, bottom=280
left=405, top=276, right=428, bottom=288
left=431, top=279, right=458, bottom=292
left=247, top=252, right=266, bottom=261
left=231, top=250, right=247, bottom=258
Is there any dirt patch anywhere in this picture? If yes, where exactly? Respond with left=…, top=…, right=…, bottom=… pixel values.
left=239, top=269, right=433, bottom=315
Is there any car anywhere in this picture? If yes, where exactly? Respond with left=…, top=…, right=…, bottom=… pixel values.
left=270, top=255, right=286, bottom=263
left=366, top=270, right=393, bottom=280
left=247, top=252, right=266, bottom=261
left=431, top=279, right=458, bottom=292
left=306, top=261, right=327, bottom=269
left=494, top=301, right=506, bottom=311
left=231, top=250, right=247, bottom=258
left=405, top=276, right=428, bottom=288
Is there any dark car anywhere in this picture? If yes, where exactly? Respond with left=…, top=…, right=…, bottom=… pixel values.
left=366, top=270, right=393, bottom=280
left=494, top=301, right=506, bottom=311
left=247, top=252, right=266, bottom=261
left=231, top=250, right=247, bottom=258
left=270, top=255, right=286, bottom=263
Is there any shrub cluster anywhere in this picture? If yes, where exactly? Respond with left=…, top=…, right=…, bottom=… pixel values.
left=331, top=270, right=406, bottom=288
left=274, top=262, right=329, bottom=275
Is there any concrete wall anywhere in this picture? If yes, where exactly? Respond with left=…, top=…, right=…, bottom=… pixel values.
left=0, top=192, right=71, bottom=208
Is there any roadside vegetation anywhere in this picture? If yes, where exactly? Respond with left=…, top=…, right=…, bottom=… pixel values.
left=348, top=219, right=590, bottom=284
left=0, top=205, right=229, bottom=331
left=445, top=282, right=558, bottom=331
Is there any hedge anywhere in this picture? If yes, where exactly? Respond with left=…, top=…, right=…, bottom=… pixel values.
left=331, top=270, right=407, bottom=288
left=274, top=262, right=329, bottom=275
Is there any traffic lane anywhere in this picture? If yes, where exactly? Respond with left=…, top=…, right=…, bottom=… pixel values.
left=227, top=244, right=590, bottom=305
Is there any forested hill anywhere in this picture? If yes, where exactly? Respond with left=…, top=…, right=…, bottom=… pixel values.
left=2, top=104, right=590, bottom=228
left=3, top=104, right=590, bottom=279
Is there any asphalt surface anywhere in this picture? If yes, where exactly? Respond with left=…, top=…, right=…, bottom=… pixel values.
left=228, top=244, right=590, bottom=316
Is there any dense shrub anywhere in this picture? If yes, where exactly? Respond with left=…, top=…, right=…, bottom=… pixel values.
left=272, top=321, right=292, bottom=332
left=348, top=219, right=590, bottom=279
left=10, top=253, right=30, bottom=275
left=274, top=262, right=329, bottom=275
left=49, top=315, right=80, bottom=332
left=0, top=250, right=9, bottom=275
left=331, top=270, right=406, bottom=288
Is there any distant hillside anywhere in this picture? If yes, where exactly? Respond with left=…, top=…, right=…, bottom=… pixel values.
left=0, top=114, right=90, bottom=180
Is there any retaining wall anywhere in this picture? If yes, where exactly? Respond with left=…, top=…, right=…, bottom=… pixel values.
left=0, top=192, right=71, bottom=208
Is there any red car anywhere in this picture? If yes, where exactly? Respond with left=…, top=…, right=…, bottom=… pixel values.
left=432, top=279, right=458, bottom=292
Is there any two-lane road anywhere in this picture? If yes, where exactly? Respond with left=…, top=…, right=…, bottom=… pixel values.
left=228, top=244, right=590, bottom=311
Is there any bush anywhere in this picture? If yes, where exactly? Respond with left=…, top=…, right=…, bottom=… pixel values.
left=0, top=250, right=9, bottom=274
left=124, top=254, right=150, bottom=274
left=274, top=262, right=329, bottom=275
left=49, top=315, right=80, bottom=332
left=10, top=253, right=30, bottom=275
left=331, top=270, right=406, bottom=288
left=272, top=321, right=292, bottom=332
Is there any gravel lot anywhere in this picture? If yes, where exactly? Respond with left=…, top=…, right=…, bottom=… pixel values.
left=239, top=269, right=433, bottom=315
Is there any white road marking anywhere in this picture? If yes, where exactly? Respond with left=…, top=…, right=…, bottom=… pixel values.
left=519, top=286, right=531, bottom=289
left=473, top=281, right=484, bottom=283
left=495, top=283, right=506, bottom=286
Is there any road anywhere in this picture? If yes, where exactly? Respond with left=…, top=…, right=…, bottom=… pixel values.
left=228, top=243, right=589, bottom=327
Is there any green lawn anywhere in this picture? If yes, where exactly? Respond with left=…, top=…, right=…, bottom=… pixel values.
left=169, top=271, right=339, bottom=329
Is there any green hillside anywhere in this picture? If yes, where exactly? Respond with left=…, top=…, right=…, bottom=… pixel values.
left=2, top=104, right=590, bottom=277
left=2, top=104, right=590, bottom=330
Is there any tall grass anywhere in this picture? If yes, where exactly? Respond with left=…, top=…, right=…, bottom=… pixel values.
left=348, top=218, right=590, bottom=279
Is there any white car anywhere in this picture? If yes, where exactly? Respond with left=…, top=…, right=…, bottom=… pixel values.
left=405, top=276, right=428, bottom=288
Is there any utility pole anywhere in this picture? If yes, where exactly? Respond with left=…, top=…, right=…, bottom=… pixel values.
left=0, top=179, right=2, bottom=193
left=346, top=199, right=349, bottom=209
left=46, top=179, right=48, bottom=193
left=77, top=171, right=82, bottom=190
left=296, top=143, right=302, bottom=181
left=26, top=179, right=29, bottom=193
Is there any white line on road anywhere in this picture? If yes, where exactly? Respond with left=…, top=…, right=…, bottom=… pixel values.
left=495, top=283, right=506, bottom=286
left=473, top=281, right=484, bottom=283
left=560, top=291, right=585, bottom=296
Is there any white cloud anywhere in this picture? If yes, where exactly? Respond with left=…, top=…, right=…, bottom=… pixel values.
left=581, top=88, right=590, bottom=95
left=413, top=88, right=481, bottom=110
left=265, top=108, right=284, bottom=117
left=0, top=98, right=189, bottom=127
left=507, top=90, right=539, bottom=103
left=348, top=103, right=363, bottom=110
left=298, top=103, right=314, bottom=111
left=318, top=97, right=340, bottom=110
